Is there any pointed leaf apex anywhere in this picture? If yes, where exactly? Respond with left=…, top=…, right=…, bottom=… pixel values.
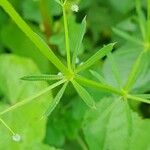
left=83, top=16, right=87, bottom=21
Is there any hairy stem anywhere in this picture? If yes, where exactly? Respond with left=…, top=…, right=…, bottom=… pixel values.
left=0, top=118, right=15, bottom=135
left=127, top=94, right=150, bottom=104
left=147, top=0, right=150, bottom=41
left=76, top=76, right=123, bottom=96
left=62, top=3, right=72, bottom=70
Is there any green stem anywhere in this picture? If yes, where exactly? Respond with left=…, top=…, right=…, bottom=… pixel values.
left=124, top=51, right=145, bottom=92
left=0, top=0, right=70, bottom=75
left=127, top=94, right=150, bottom=104
left=134, top=94, right=150, bottom=99
left=62, top=3, right=72, bottom=71
left=0, top=118, right=15, bottom=135
left=75, top=76, right=123, bottom=96
left=147, top=0, right=150, bottom=41
left=135, top=0, right=146, bottom=41
left=0, top=79, right=67, bottom=116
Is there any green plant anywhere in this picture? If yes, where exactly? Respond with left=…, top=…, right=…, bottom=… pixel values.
left=0, top=0, right=150, bottom=148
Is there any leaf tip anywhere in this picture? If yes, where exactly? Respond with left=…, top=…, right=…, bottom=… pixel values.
left=20, top=76, right=26, bottom=81
left=83, top=15, right=87, bottom=21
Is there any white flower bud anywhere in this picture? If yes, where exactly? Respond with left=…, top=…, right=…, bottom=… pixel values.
left=71, top=4, right=79, bottom=12
left=12, top=134, right=21, bottom=142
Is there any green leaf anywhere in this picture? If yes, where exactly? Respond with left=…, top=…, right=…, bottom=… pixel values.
left=72, top=80, right=96, bottom=109
left=110, top=0, right=134, bottom=14
left=83, top=97, right=150, bottom=150
left=113, top=27, right=143, bottom=45
left=103, top=44, right=150, bottom=93
left=43, top=82, right=68, bottom=117
left=0, top=22, right=50, bottom=72
left=76, top=43, right=115, bottom=73
left=0, top=54, right=53, bottom=149
left=22, top=0, right=42, bottom=23
left=72, top=16, right=86, bottom=69
left=21, top=74, right=63, bottom=81
left=107, top=52, right=122, bottom=87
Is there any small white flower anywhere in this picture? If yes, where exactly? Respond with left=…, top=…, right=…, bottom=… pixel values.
left=12, top=134, right=21, bottom=142
left=71, top=4, right=79, bottom=12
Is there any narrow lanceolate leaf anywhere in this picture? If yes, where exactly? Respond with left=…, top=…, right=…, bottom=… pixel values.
left=107, top=52, right=122, bottom=87
left=90, top=70, right=107, bottom=84
left=76, top=43, right=115, bottom=73
left=72, top=17, right=86, bottom=69
left=124, top=51, right=145, bottom=91
left=21, top=74, right=64, bottom=81
left=112, top=28, right=143, bottom=45
left=0, top=0, right=69, bottom=75
left=43, top=82, right=68, bottom=117
left=0, top=79, right=66, bottom=115
left=72, top=80, right=96, bottom=109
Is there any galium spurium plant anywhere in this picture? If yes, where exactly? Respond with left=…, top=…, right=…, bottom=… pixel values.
left=0, top=0, right=150, bottom=142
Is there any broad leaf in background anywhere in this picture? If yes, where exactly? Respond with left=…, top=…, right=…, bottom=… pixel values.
left=0, top=23, right=50, bottom=72
left=103, top=44, right=150, bottom=93
left=109, top=0, right=134, bottom=14
left=22, top=0, right=62, bottom=23
left=83, top=97, right=150, bottom=150
left=45, top=95, right=87, bottom=148
left=22, top=0, right=42, bottom=23
left=0, top=54, right=55, bottom=149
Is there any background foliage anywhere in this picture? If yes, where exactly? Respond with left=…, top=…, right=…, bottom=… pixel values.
left=0, top=0, right=150, bottom=149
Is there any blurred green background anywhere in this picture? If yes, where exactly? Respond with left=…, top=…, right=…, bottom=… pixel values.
left=0, top=0, right=150, bottom=150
